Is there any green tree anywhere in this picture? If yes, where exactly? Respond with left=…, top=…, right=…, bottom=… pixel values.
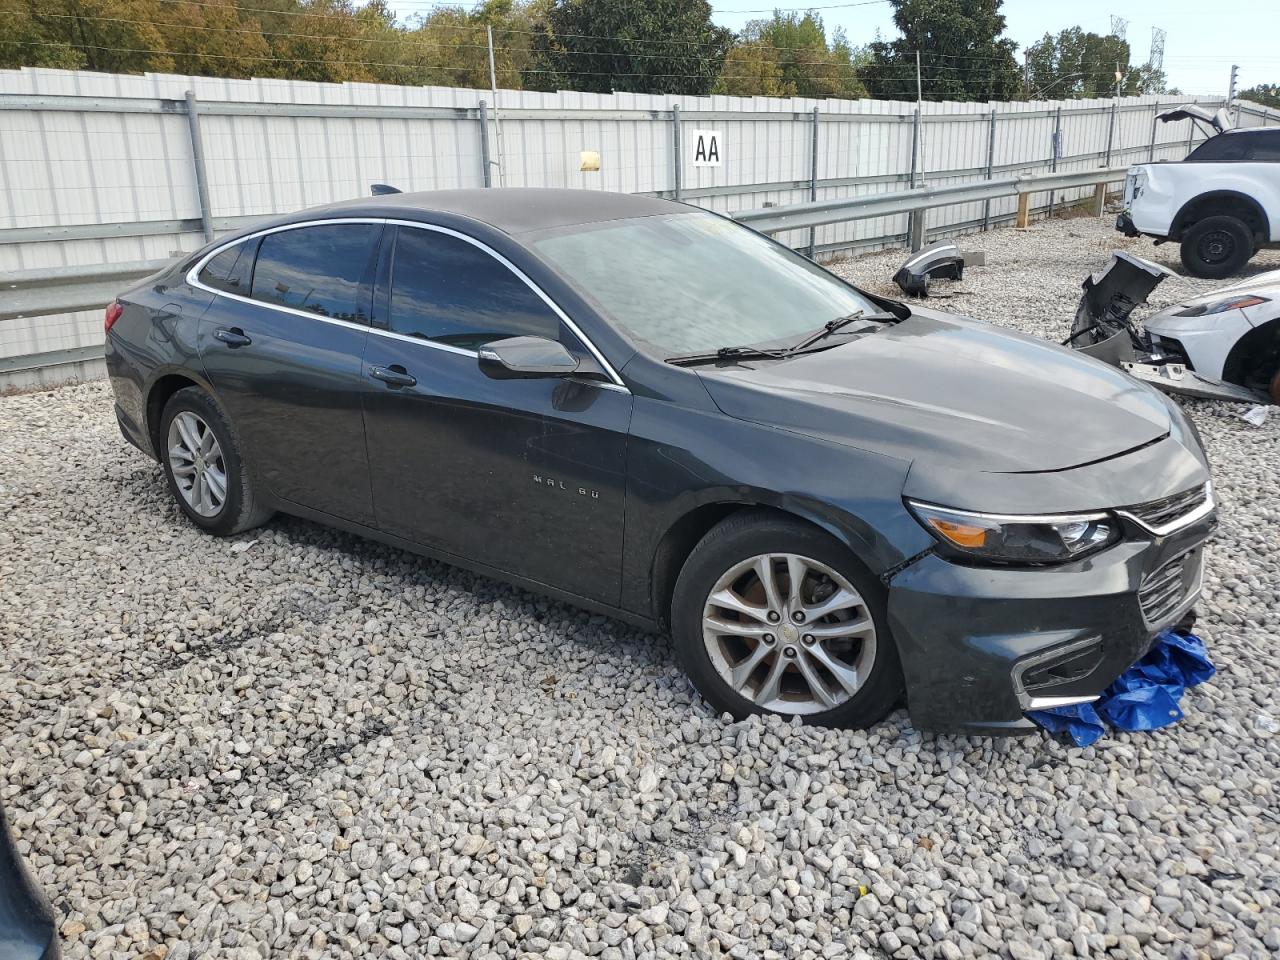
left=1239, top=83, right=1280, bottom=109
left=0, top=0, right=84, bottom=69
left=1025, top=27, right=1165, bottom=100
left=716, top=12, right=867, bottom=99
left=862, top=0, right=1021, bottom=102
left=530, top=0, right=732, bottom=95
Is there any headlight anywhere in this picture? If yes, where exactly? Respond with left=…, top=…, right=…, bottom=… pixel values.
left=907, top=501, right=1120, bottom=564
left=1174, top=295, right=1269, bottom=317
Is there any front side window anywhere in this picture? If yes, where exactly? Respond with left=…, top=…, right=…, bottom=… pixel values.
left=386, top=227, right=561, bottom=349
left=531, top=211, right=880, bottom=357
left=250, top=223, right=379, bottom=322
left=198, top=238, right=256, bottom=295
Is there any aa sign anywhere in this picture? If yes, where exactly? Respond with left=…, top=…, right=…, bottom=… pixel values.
left=690, top=129, right=723, bottom=167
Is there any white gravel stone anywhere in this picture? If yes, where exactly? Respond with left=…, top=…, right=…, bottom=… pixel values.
left=2, top=216, right=1277, bottom=960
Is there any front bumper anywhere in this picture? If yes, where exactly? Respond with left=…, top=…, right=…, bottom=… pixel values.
left=886, top=505, right=1215, bottom=734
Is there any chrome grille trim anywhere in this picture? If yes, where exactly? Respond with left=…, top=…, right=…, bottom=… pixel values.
left=1117, top=482, right=1214, bottom=536
left=1138, top=549, right=1202, bottom=625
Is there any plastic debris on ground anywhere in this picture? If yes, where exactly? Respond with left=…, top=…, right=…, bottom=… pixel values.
left=1241, top=405, right=1270, bottom=426
left=1027, top=629, right=1215, bottom=747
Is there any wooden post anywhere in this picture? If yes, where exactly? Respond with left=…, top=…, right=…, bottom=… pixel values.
left=1016, top=191, right=1031, bottom=228
left=1091, top=182, right=1107, bottom=217
left=909, top=208, right=926, bottom=252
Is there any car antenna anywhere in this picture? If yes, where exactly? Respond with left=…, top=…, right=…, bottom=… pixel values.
left=371, top=183, right=402, bottom=196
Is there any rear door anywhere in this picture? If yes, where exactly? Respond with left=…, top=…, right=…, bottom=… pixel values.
left=360, top=223, right=632, bottom=605
left=196, top=221, right=383, bottom=526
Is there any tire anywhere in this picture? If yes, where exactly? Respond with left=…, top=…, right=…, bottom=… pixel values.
left=670, top=510, right=903, bottom=728
left=159, top=386, right=273, bottom=536
left=1180, top=216, right=1253, bottom=279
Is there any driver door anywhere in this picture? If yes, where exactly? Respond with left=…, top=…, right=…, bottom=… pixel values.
left=360, top=225, right=633, bottom=606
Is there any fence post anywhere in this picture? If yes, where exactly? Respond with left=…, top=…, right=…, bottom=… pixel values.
left=1048, top=105, right=1062, bottom=218
left=907, top=108, right=920, bottom=249
left=981, top=108, right=997, bottom=231
left=1148, top=100, right=1160, bottom=162
left=478, top=100, right=492, bottom=188
left=807, top=106, right=819, bottom=259
left=184, top=91, right=214, bottom=243
left=671, top=105, right=682, bottom=202
left=1104, top=98, right=1118, bottom=167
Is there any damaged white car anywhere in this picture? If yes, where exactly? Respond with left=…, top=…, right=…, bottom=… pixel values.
left=1069, top=251, right=1280, bottom=404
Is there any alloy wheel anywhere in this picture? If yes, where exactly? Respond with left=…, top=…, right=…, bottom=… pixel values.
left=167, top=411, right=228, bottom=517
left=701, top=552, right=877, bottom=715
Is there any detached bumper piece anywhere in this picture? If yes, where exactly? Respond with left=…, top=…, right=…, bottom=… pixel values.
left=1027, top=629, right=1215, bottom=746
left=1115, top=212, right=1139, bottom=237
left=1120, top=361, right=1265, bottom=403
left=893, top=241, right=968, bottom=297
left=0, top=803, right=60, bottom=960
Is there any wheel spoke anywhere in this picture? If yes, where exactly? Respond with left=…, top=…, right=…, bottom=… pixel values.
left=204, top=464, right=227, bottom=503
left=803, top=587, right=864, bottom=622
left=170, top=459, right=197, bottom=478
left=730, top=641, right=773, bottom=692
left=754, top=555, right=783, bottom=613
left=803, top=615, right=874, bottom=639
left=707, top=588, right=771, bottom=624
left=805, top=642, right=863, bottom=696
left=174, top=414, right=201, bottom=454
left=703, top=615, right=771, bottom=638
left=199, top=425, right=218, bottom=456
left=785, top=555, right=808, bottom=610
left=793, top=651, right=837, bottom=708
left=754, top=651, right=789, bottom=705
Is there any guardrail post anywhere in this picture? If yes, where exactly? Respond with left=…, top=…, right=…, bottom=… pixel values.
left=1048, top=105, right=1062, bottom=218
left=1016, top=191, right=1031, bottom=229
left=671, top=105, right=682, bottom=202
left=981, top=108, right=997, bottom=231
left=1148, top=100, right=1160, bottom=162
left=478, top=100, right=492, bottom=187
left=807, top=106, right=819, bottom=259
left=1090, top=181, right=1107, bottom=217
left=184, top=91, right=214, bottom=243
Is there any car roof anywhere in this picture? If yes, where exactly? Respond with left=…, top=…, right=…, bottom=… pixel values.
left=315, top=188, right=684, bottom=235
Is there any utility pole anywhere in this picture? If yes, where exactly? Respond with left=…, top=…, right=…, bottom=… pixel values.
left=487, top=25, right=506, bottom=186
left=1023, top=51, right=1030, bottom=100
left=1228, top=64, right=1240, bottom=122
left=915, top=50, right=925, bottom=186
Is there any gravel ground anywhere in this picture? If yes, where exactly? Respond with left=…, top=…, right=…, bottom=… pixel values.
left=2, top=215, right=1278, bottom=960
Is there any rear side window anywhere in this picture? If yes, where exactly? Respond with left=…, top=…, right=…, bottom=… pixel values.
left=250, top=223, right=379, bottom=323
left=198, top=239, right=256, bottom=294
left=1187, top=135, right=1249, bottom=162
left=385, top=227, right=561, bottom=349
left=1246, top=131, right=1280, bottom=161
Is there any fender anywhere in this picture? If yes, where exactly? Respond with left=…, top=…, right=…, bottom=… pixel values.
left=1171, top=190, right=1270, bottom=240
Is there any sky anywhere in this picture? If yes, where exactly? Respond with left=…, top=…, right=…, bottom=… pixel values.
left=384, top=0, right=1276, bottom=99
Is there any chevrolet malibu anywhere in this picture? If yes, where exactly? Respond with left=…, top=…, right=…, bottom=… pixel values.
left=105, top=189, right=1216, bottom=733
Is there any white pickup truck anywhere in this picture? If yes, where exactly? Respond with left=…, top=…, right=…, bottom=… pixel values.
left=1118, top=105, right=1280, bottom=278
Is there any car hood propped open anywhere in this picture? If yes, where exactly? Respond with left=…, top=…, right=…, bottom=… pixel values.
left=698, top=312, right=1172, bottom=474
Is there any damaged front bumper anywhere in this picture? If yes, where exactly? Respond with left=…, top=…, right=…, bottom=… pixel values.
left=886, top=494, right=1215, bottom=734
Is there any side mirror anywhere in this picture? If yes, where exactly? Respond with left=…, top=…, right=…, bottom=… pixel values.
left=478, top=336, right=580, bottom=379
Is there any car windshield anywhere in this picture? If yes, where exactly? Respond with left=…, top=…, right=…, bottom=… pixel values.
left=530, top=211, right=881, bottom=357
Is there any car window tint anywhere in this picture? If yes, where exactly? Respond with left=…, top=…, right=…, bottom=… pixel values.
left=1187, top=135, right=1248, bottom=161
left=250, top=224, right=378, bottom=322
left=198, top=240, right=254, bottom=295
left=387, top=228, right=560, bottom=349
left=1246, top=131, right=1280, bottom=161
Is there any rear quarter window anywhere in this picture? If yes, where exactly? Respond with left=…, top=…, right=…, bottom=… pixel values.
left=1187, top=135, right=1250, bottom=162
left=197, top=238, right=258, bottom=294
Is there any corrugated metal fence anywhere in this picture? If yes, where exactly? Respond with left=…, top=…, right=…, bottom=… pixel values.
left=0, top=66, right=1266, bottom=388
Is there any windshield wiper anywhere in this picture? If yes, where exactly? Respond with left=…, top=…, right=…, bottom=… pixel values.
left=786, top=310, right=895, bottom=353
left=666, top=344, right=791, bottom=367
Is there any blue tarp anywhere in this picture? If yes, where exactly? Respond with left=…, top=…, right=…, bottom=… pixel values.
left=1027, top=630, right=1215, bottom=747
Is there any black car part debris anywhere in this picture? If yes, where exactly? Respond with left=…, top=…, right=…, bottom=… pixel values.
left=0, top=801, right=61, bottom=960
left=893, top=241, right=967, bottom=297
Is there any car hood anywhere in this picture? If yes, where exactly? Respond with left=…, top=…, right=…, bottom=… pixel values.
left=697, top=311, right=1172, bottom=474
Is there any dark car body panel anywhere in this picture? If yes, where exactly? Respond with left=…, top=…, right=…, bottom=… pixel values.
left=0, top=803, right=60, bottom=960
left=105, top=189, right=1216, bottom=733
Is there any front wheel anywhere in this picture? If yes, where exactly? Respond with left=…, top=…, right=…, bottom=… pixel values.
left=159, top=386, right=273, bottom=536
left=670, top=511, right=903, bottom=727
left=1180, top=215, right=1253, bottom=279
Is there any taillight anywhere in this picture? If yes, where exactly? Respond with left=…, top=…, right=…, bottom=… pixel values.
left=104, top=300, right=123, bottom=333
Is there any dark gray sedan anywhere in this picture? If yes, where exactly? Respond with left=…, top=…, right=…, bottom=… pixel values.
left=104, top=189, right=1215, bottom=733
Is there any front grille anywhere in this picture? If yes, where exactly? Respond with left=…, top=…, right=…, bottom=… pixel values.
left=1123, top=484, right=1209, bottom=531
left=1139, top=550, right=1198, bottom=624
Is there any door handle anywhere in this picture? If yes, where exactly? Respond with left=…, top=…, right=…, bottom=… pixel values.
left=214, top=327, right=252, bottom=348
left=369, top=364, right=417, bottom=388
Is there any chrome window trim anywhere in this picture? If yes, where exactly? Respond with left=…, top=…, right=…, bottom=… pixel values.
left=186, top=216, right=629, bottom=392
left=1116, top=482, right=1215, bottom=537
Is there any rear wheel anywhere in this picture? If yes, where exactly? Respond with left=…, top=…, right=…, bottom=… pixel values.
left=159, top=387, right=272, bottom=536
left=671, top=511, right=903, bottom=727
left=1180, top=216, right=1253, bottom=279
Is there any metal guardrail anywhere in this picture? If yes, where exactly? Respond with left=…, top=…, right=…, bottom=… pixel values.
left=733, top=166, right=1129, bottom=234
